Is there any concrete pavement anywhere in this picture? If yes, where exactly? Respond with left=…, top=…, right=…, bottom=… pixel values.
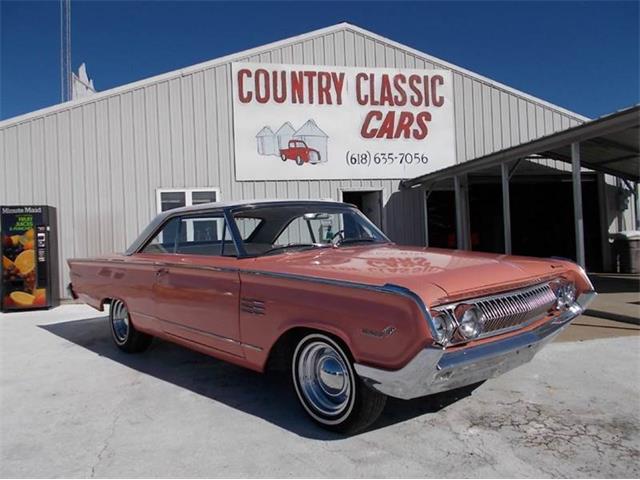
left=1, top=305, right=639, bottom=478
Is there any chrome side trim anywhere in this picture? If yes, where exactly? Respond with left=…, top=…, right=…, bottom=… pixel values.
left=354, top=291, right=596, bottom=400
left=240, top=298, right=266, bottom=315
left=158, top=317, right=263, bottom=351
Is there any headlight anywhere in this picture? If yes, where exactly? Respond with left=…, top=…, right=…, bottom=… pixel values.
left=455, top=304, right=484, bottom=340
left=431, top=311, right=454, bottom=345
left=552, top=280, right=577, bottom=309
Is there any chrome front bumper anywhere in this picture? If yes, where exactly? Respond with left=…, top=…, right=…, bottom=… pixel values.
left=354, top=291, right=596, bottom=400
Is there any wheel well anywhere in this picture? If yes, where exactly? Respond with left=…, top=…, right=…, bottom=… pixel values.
left=265, top=327, right=353, bottom=373
left=101, top=298, right=113, bottom=311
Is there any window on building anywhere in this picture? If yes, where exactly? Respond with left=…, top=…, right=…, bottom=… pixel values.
left=157, top=188, right=219, bottom=213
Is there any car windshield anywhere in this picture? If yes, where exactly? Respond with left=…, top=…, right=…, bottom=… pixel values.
left=231, top=204, right=390, bottom=257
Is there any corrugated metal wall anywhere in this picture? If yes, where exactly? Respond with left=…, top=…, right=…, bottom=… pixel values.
left=0, top=26, right=584, bottom=298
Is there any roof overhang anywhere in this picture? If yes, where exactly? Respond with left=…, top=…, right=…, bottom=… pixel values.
left=403, top=105, right=640, bottom=188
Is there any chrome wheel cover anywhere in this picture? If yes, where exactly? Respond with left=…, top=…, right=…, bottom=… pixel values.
left=110, top=300, right=129, bottom=344
left=296, top=339, right=352, bottom=419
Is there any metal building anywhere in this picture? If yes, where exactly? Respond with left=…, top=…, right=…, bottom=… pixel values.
left=0, top=23, right=629, bottom=299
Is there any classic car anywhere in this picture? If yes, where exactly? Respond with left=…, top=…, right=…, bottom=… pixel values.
left=279, top=140, right=321, bottom=165
left=68, top=200, right=595, bottom=433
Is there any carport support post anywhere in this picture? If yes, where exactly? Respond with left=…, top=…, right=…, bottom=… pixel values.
left=635, top=182, right=639, bottom=230
left=572, top=142, right=586, bottom=269
left=454, top=174, right=471, bottom=250
left=501, top=162, right=512, bottom=254
left=422, top=186, right=430, bottom=246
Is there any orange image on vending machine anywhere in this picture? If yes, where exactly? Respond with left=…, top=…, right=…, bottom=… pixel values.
left=1, top=206, right=59, bottom=311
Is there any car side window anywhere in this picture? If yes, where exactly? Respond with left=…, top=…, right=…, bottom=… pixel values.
left=175, top=214, right=237, bottom=257
left=141, top=217, right=182, bottom=254
left=234, top=217, right=262, bottom=240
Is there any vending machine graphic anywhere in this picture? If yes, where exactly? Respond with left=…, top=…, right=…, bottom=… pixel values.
left=1, top=206, right=59, bottom=311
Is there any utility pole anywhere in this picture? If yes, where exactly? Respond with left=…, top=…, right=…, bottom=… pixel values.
left=60, top=0, right=71, bottom=102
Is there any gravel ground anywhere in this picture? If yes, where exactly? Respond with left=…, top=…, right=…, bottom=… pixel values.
left=1, top=305, right=639, bottom=478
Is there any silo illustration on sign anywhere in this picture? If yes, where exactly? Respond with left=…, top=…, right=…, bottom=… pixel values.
left=255, top=126, right=278, bottom=155
left=255, top=120, right=329, bottom=166
left=275, top=122, right=296, bottom=150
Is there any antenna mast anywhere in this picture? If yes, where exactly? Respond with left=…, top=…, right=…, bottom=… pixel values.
left=60, top=0, right=71, bottom=102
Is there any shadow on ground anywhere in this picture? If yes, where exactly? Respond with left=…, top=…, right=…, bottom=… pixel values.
left=40, top=316, right=478, bottom=440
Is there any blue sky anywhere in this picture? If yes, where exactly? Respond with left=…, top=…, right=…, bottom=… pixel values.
left=1, top=1, right=638, bottom=121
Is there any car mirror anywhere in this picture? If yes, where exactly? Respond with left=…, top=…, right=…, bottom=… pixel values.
left=303, top=213, right=330, bottom=220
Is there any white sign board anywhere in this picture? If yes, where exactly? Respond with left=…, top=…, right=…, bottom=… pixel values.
left=232, top=63, right=455, bottom=181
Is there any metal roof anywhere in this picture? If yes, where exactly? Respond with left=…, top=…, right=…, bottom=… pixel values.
left=0, top=22, right=588, bottom=129
left=403, top=105, right=640, bottom=187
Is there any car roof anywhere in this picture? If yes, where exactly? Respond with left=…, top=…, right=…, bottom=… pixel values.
left=163, top=198, right=347, bottom=214
left=125, top=199, right=353, bottom=255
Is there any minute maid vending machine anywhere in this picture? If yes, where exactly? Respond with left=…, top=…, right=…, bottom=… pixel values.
left=1, top=206, right=59, bottom=312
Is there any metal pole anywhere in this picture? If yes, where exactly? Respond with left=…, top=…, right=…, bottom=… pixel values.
left=572, top=143, right=586, bottom=268
left=596, top=173, right=612, bottom=271
left=454, top=175, right=470, bottom=250
left=501, top=162, right=512, bottom=254
left=634, top=182, right=639, bottom=230
left=422, top=186, right=430, bottom=246
left=454, top=176, right=463, bottom=250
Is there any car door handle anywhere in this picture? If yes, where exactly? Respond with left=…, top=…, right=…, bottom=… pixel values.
left=156, top=267, right=169, bottom=276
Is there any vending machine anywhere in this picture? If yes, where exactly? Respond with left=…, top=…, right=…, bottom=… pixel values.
left=1, top=206, right=59, bottom=312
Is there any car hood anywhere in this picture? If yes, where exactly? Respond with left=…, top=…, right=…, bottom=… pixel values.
left=247, top=244, right=569, bottom=304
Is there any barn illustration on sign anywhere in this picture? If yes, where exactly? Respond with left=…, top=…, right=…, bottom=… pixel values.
left=256, top=120, right=329, bottom=166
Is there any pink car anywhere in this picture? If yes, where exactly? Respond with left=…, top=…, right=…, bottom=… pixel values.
left=68, top=200, right=595, bottom=433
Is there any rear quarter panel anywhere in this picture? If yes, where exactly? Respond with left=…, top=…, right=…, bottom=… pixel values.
left=68, top=257, right=159, bottom=334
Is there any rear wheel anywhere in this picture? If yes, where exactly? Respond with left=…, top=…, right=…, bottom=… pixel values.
left=281, top=153, right=287, bottom=161
left=109, top=299, right=152, bottom=353
left=292, top=333, right=387, bottom=434
left=309, top=151, right=321, bottom=164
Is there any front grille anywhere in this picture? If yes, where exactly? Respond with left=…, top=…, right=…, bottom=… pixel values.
left=439, top=282, right=557, bottom=341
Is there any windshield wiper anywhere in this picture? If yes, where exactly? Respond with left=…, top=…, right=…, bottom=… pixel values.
left=336, top=238, right=379, bottom=246
left=261, top=243, right=326, bottom=256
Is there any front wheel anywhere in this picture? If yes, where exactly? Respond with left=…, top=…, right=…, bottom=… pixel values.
left=109, top=299, right=152, bottom=353
left=292, top=333, right=387, bottom=434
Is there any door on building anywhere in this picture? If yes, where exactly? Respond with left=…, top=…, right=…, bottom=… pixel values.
left=342, top=190, right=383, bottom=228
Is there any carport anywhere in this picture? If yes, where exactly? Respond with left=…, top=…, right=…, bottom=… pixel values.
left=402, top=105, right=640, bottom=270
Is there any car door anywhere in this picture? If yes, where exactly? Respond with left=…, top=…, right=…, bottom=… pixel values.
left=149, top=212, right=243, bottom=357
left=124, top=216, right=185, bottom=336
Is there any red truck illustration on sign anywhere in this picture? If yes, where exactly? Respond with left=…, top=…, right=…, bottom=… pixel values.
left=280, top=140, right=321, bottom=166
left=255, top=119, right=329, bottom=166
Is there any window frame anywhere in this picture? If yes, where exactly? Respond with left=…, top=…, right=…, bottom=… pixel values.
left=228, top=204, right=390, bottom=257
left=137, top=208, right=242, bottom=258
left=156, top=187, right=221, bottom=213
